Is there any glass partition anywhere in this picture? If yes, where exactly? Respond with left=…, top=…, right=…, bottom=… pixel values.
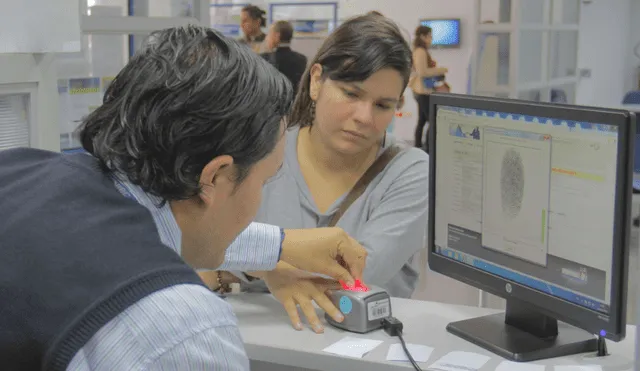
left=551, top=0, right=580, bottom=25
left=518, top=30, right=545, bottom=84
left=86, top=0, right=194, bottom=17
left=549, top=31, right=578, bottom=79
left=476, top=32, right=511, bottom=90
left=519, top=0, right=546, bottom=24
left=479, top=0, right=512, bottom=24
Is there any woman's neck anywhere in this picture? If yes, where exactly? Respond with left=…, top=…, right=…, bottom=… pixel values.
left=298, top=126, right=379, bottom=176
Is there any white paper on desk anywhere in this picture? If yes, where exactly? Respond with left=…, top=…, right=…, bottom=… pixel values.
left=386, top=343, right=433, bottom=363
left=554, top=366, right=603, bottom=371
left=322, top=336, right=383, bottom=358
left=426, top=351, right=490, bottom=371
left=496, top=360, right=544, bottom=371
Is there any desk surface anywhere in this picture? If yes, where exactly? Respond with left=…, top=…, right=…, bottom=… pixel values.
left=229, top=295, right=635, bottom=371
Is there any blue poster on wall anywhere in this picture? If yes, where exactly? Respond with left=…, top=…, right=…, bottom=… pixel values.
left=292, top=20, right=331, bottom=37
left=213, top=24, right=241, bottom=38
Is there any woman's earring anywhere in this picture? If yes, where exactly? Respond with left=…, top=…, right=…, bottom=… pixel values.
left=310, top=101, right=316, bottom=122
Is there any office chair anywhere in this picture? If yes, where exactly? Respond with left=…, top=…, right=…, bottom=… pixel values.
left=623, top=90, right=640, bottom=104
left=550, top=89, right=568, bottom=103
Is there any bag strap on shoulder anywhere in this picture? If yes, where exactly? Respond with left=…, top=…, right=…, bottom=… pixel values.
left=327, top=145, right=402, bottom=227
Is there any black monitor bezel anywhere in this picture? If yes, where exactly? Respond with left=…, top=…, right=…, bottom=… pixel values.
left=419, top=18, right=461, bottom=48
left=427, top=93, right=634, bottom=341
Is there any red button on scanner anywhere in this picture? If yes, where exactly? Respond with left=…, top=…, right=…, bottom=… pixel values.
left=339, top=279, right=369, bottom=292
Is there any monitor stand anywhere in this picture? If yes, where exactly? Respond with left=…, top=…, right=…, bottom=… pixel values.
left=446, top=299, right=597, bottom=362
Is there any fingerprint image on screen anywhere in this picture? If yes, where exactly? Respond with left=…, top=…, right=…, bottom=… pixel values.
left=500, top=148, right=525, bottom=219
left=482, top=128, right=551, bottom=265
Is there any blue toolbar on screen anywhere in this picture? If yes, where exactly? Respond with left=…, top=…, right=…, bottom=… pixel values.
left=420, top=19, right=460, bottom=47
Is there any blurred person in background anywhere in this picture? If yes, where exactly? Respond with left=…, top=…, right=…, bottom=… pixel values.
left=410, top=25, right=449, bottom=151
left=239, top=4, right=268, bottom=53
left=262, top=20, right=307, bottom=92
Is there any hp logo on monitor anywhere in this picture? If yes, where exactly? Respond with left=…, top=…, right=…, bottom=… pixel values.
left=505, top=283, right=513, bottom=294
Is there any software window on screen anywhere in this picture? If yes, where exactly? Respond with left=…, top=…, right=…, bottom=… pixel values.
left=434, top=106, right=618, bottom=312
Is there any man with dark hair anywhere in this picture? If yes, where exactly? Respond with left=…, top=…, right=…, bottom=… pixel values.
left=0, top=25, right=366, bottom=370
left=262, top=20, right=307, bottom=92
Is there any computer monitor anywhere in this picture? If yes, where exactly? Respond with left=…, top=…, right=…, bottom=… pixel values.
left=428, top=93, right=634, bottom=362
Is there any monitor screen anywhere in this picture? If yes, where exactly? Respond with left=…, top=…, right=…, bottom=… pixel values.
left=433, top=106, right=619, bottom=316
left=420, top=19, right=461, bottom=47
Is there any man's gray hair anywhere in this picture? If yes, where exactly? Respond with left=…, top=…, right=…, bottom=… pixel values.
left=77, top=25, right=294, bottom=200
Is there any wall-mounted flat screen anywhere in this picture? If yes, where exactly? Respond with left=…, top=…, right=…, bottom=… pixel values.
left=420, top=19, right=461, bottom=48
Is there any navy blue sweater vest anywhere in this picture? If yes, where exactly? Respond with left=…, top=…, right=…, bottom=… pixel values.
left=0, top=148, right=205, bottom=371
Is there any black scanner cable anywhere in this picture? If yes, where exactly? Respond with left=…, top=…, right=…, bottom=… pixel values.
left=382, top=316, right=423, bottom=371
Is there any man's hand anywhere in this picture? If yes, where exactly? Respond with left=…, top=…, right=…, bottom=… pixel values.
left=279, top=227, right=367, bottom=286
left=262, top=262, right=344, bottom=333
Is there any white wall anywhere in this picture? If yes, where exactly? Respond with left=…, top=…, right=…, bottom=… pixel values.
left=628, top=0, right=640, bottom=92
left=576, top=0, right=635, bottom=106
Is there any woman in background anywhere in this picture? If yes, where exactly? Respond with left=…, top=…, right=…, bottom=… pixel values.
left=410, top=25, right=449, bottom=150
left=201, top=14, right=429, bottom=333
left=239, top=4, right=268, bottom=53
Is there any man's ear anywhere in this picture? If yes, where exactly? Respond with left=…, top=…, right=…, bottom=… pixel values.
left=199, top=155, right=235, bottom=205
left=397, top=95, right=405, bottom=110
left=309, top=63, right=323, bottom=100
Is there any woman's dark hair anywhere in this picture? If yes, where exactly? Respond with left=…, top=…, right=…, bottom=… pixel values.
left=289, top=14, right=412, bottom=126
left=77, top=25, right=293, bottom=201
left=413, top=25, right=432, bottom=49
left=242, top=5, right=266, bottom=27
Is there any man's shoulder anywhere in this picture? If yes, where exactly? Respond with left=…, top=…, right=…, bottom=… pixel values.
left=73, top=284, right=238, bottom=367
left=122, top=284, right=237, bottom=332
left=0, top=146, right=55, bottom=159
left=0, top=147, right=61, bottom=171
left=292, top=50, right=307, bottom=64
left=71, top=284, right=240, bottom=369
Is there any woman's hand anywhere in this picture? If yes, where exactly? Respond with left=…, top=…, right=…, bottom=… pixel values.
left=280, top=227, right=367, bottom=286
left=262, top=262, right=344, bottom=333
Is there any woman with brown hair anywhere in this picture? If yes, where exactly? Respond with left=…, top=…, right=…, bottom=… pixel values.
left=410, top=25, right=449, bottom=150
left=201, top=14, right=429, bottom=333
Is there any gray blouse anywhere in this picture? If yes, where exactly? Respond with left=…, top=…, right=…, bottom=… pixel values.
left=250, top=127, right=430, bottom=298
